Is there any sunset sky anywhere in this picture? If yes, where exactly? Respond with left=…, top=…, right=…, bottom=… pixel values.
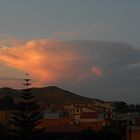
left=0, top=0, right=140, bottom=103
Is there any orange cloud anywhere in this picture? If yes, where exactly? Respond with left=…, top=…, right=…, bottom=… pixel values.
left=0, top=39, right=91, bottom=85
left=0, top=38, right=102, bottom=87
left=91, top=66, right=102, bottom=77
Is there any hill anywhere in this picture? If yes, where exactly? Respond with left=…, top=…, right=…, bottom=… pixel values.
left=0, top=86, right=95, bottom=104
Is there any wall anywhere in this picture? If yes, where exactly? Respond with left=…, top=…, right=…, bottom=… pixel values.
left=127, top=126, right=140, bottom=140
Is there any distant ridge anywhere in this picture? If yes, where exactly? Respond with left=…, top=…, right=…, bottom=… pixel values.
left=0, top=86, right=98, bottom=104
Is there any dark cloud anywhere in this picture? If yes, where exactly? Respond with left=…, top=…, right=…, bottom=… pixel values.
left=58, top=41, right=140, bottom=103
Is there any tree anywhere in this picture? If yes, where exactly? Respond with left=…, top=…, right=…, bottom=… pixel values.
left=0, top=95, right=15, bottom=110
left=10, top=74, right=44, bottom=139
left=114, top=101, right=129, bottom=113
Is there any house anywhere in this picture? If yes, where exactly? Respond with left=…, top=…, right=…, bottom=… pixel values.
left=73, top=111, right=108, bottom=131
left=37, top=117, right=106, bottom=132
left=79, top=112, right=104, bottom=123
left=126, top=126, right=140, bottom=140
left=43, top=110, right=60, bottom=119
left=113, top=113, right=140, bottom=126
left=93, top=101, right=114, bottom=119
left=42, top=104, right=69, bottom=119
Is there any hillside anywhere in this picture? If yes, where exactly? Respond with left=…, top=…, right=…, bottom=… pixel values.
left=0, top=86, right=95, bottom=104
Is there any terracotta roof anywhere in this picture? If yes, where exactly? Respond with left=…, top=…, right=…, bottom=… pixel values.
left=38, top=118, right=74, bottom=128
left=37, top=118, right=82, bottom=133
left=36, top=118, right=107, bottom=133
left=80, top=112, right=100, bottom=119
left=45, top=124, right=82, bottom=133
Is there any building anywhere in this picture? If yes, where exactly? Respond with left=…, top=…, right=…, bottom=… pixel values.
left=113, top=113, right=140, bottom=126
left=127, top=126, right=140, bottom=140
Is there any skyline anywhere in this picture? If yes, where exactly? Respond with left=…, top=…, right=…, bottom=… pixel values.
left=0, top=1, right=140, bottom=103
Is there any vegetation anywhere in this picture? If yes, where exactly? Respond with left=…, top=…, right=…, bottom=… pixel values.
left=0, top=95, right=15, bottom=110
left=114, top=101, right=140, bottom=113
left=0, top=77, right=139, bottom=139
left=9, top=74, right=44, bottom=139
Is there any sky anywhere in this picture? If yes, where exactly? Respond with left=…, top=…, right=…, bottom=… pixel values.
left=0, top=0, right=140, bottom=103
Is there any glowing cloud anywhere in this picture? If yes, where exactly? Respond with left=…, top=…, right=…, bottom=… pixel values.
left=0, top=38, right=103, bottom=87
left=91, top=66, right=102, bottom=77
left=0, top=39, right=96, bottom=85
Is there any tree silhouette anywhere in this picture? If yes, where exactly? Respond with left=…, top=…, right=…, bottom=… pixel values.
left=0, top=95, right=15, bottom=110
left=10, top=74, right=44, bottom=139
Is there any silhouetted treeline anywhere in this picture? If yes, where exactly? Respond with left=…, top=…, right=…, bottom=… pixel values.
left=114, top=101, right=140, bottom=113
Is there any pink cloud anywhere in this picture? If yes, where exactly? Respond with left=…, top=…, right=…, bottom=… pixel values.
left=0, top=39, right=93, bottom=85
left=91, top=66, right=102, bottom=77
left=0, top=38, right=102, bottom=87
